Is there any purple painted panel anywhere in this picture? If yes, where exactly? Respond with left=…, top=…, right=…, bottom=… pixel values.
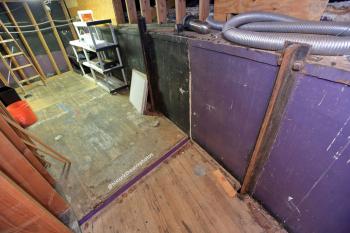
left=253, top=73, right=350, bottom=233
left=189, top=40, right=279, bottom=181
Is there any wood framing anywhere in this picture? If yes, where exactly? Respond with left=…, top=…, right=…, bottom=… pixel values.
left=125, top=0, right=138, bottom=24
left=112, top=0, right=126, bottom=24
left=0, top=171, right=71, bottom=233
left=240, top=43, right=310, bottom=194
left=139, top=0, right=152, bottom=23
left=199, top=0, right=210, bottom=21
left=155, top=0, right=167, bottom=23
left=59, top=0, right=78, bottom=40
left=214, top=0, right=329, bottom=21
left=175, top=0, right=186, bottom=24
left=2, top=2, right=47, bottom=79
left=42, top=2, right=72, bottom=71
left=23, top=2, right=61, bottom=75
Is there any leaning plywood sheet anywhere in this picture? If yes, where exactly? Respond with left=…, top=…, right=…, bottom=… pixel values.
left=214, top=0, right=329, bottom=21
left=129, top=69, right=148, bottom=114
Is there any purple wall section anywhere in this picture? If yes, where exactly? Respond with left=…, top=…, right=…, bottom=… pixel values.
left=253, top=71, right=350, bottom=233
left=189, top=40, right=279, bottom=181
left=190, top=39, right=350, bottom=233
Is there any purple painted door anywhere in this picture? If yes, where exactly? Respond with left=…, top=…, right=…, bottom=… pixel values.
left=253, top=67, right=350, bottom=233
left=189, top=40, right=279, bottom=181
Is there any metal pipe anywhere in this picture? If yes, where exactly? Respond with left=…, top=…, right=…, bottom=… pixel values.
left=206, top=12, right=350, bottom=55
left=183, top=15, right=210, bottom=34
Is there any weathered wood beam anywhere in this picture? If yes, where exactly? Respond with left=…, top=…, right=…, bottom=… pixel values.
left=139, top=0, right=152, bottom=23
left=59, top=0, right=78, bottom=40
left=175, top=0, right=185, bottom=24
left=199, top=0, right=210, bottom=21
left=155, top=0, right=167, bottom=24
left=23, top=2, right=61, bottom=75
left=112, top=0, right=126, bottom=24
left=240, top=43, right=311, bottom=194
left=42, top=1, right=72, bottom=71
left=125, top=0, right=138, bottom=24
left=0, top=170, right=71, bottom=233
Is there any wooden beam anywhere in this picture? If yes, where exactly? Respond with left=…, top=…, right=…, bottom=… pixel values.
left=23, top=2, right=61, bottom=75
left=0, top=114, right=55, bottom=185
left=125, top=0, right=138, bottom=24
left=2, top=2, right=47, bottom=79
left=59, top=0, right=78, bottom=40
left=155, top=0, right=167, bottom=24
left=112, top=0, right=126, bottom=24
left=0, top=130, right=69, bottom=216
left=42, top=2, right=72, bottom=71
left=175, top=0, right=185, bottom=24
left=0, top=171, right=71, bottom=233
left=199, top=0, right=210, bottom=21
left=240, top=43, right=310, bottom=194
left=139, top=0, right=152, bottom=23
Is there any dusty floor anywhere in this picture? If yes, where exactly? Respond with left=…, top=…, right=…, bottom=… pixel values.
left=24, top=72, right=186, bottom=219
left=82, top=143, right=286, bottom=233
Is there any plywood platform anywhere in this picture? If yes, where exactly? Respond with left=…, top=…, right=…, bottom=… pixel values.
left=24, top=72, right=186, bottom=219
left=81, top=143, right=286, bottom=233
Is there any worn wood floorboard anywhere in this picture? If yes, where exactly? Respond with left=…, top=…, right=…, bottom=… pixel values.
left=23, top=72, right=186, bottom=219
left=81, top=143, right=286, bottom=233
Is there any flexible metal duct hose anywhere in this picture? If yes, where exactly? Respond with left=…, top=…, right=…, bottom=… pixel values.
left=206, top=12, right=350, bottom=55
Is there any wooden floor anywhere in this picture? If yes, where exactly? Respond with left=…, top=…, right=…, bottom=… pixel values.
left=24, top=72, right=186, bottom=219
left=81, top=143, right=286, bottom=233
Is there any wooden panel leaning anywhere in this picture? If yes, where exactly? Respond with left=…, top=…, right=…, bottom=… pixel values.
left=0, top=129, right=69, bottom=216
left=0, top=170, right=71, bottom=233
left=140, top=0, right=152, bottom=23
left=199, top=0, right=210, bottom=21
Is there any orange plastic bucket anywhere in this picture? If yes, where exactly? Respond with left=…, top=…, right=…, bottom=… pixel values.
left=7, top=100, right=37, bottom=128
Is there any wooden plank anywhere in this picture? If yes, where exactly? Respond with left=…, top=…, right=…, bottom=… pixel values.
left=199, top=0, right=210, bottom=21
left=0, top=170, right=71, bottom=233
left=214, top=0, right=329, bottom=21
left=139, top=0, right=152, bottom=23
left=60, top=0, right=78, bottom=40
left=125, top=0, right=138, bottom=24
left=2, top=2, right=47, bottom=80
left=0, top=130, right=69, bottom=216
left=155, top=0, right=167, bottom=23
left=240, top=44, right=310, bottom=194
left=175, top=0, right=186, bottom=24
left=112, top=0, right=126, bottom=24
left=42, top=2, right=72, bottom=71
left=23, top=2, right=61, bottom=75
left=212, top=169, right=237, bottom=198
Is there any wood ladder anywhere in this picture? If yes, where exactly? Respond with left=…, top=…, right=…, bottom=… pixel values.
left=0, top=20, right=46, bottom=93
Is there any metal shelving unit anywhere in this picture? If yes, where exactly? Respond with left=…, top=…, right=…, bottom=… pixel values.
left=69, top=19, right=128, bottom=93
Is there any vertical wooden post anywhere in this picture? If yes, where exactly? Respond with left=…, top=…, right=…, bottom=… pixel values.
left=112, top=0, right=126, bottom=24
left=199, top=0, right=210, bottom=21
left=59, top=0, right=78, bottom=40
left=140, top=0, right=152, bottom=23
left=23, top=2, right=61, bottom=75
left=155, top=0, right=167, bottom=23
left=42, top=2, right=72, bottom=71
left=0, top=171, right=71, bottom=233
left=125, top=0, right=138, bottom=24
left=240, top=44, right=310, bottom=194
left=3, top=2, right=47, bottom=79
left=175, top=0, right=185, bottom=24
left=0, top=130, right=69, bottom=216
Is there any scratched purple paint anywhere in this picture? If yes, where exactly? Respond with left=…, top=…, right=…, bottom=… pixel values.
left=253, top=73, right=350, bottom=233
left=189, top=40, right=279, bottom=181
